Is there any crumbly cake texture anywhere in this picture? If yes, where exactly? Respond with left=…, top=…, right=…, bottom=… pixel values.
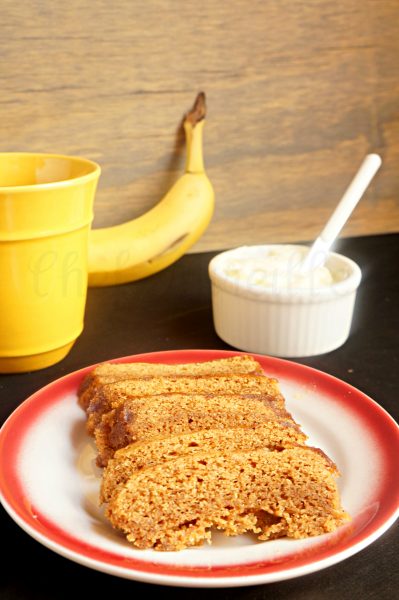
left=100, top=423, right=308, bottom=503
left=106, top=447, right=349, bottom=551
left=85, top=373, right=284, bottom=435
left=94, top=392, right=296, bottom=467
left=78, top=355, right=263, bottom=411
left=77, top=355, right=350, bottom=550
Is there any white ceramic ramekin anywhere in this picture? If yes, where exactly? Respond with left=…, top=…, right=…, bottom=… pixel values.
left=208, top=244, right=362, bottom=357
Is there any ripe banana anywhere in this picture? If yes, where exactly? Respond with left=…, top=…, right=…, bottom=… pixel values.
left=88, top=93, right=214, bottom=287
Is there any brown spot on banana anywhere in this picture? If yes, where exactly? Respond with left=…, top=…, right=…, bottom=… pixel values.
left=148, top=233, right=189, bottom=263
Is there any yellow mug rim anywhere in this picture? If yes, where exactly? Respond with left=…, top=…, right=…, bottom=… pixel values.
left=0, top=152, right=101, bottom=193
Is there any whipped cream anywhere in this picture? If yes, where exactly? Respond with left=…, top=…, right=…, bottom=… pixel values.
left=222, top=246, right=334, bottom=291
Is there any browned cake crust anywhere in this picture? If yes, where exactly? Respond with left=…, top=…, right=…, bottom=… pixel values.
left=100, top=423, right=308, bottom=503
left=106, top=446, right=349, bottom=551
left=86, top=373, right=284, bottom=435
left=78, top=355, right=264, bottom=411
left=94, top=392, right=296, bottom=467
left=77, top=356, right=349, bottom=551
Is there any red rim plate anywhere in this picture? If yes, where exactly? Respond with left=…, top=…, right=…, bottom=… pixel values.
left=1, top=349, right=399, bottom=587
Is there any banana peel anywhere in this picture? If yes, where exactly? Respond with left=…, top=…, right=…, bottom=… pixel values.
left=88, top=93, right=214, bottom=287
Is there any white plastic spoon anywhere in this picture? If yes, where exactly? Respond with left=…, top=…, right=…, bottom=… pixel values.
left=298, top=153, right=382, bottom=274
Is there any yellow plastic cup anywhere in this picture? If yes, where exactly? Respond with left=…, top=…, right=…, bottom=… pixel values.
left=0, top=153, right=101, bottom=373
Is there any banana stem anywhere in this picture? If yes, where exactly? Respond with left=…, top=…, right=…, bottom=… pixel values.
left=184, top=92, right=206, bottom=174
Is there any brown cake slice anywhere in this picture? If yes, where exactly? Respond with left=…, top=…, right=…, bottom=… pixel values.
left=78, top=355, right=264, bottom=411
left=106, top=446, right=349, bottom=551
left=100, top=422, right=308, bottom=503
left=86, top=373, right=284, bottom=435
left=94, top=392, right=297, bottom=467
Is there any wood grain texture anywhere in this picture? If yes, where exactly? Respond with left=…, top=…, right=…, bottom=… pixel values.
left=1, top=0, right=399, bottom=251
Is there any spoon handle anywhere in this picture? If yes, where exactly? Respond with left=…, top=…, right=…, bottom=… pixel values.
left=300, top=153, right=382, bottom=273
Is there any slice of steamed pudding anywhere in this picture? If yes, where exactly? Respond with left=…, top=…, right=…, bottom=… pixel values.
left=100, top=422, right=308, bottom=503
left=77, top=355, right=350, bottom=551
left=106, top=446, right=349, bottom=551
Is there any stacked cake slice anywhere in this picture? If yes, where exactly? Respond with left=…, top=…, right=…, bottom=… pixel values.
left=78, top=355, right=349, bottom=550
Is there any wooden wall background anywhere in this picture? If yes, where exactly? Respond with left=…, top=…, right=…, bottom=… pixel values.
left=1, top=0, right=399, bottom=251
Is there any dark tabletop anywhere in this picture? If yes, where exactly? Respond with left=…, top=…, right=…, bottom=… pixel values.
left=1, top=233, right=398, bottom=599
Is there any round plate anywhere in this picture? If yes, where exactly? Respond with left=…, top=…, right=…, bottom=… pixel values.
left=1, top=349, right=399, bottom=587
